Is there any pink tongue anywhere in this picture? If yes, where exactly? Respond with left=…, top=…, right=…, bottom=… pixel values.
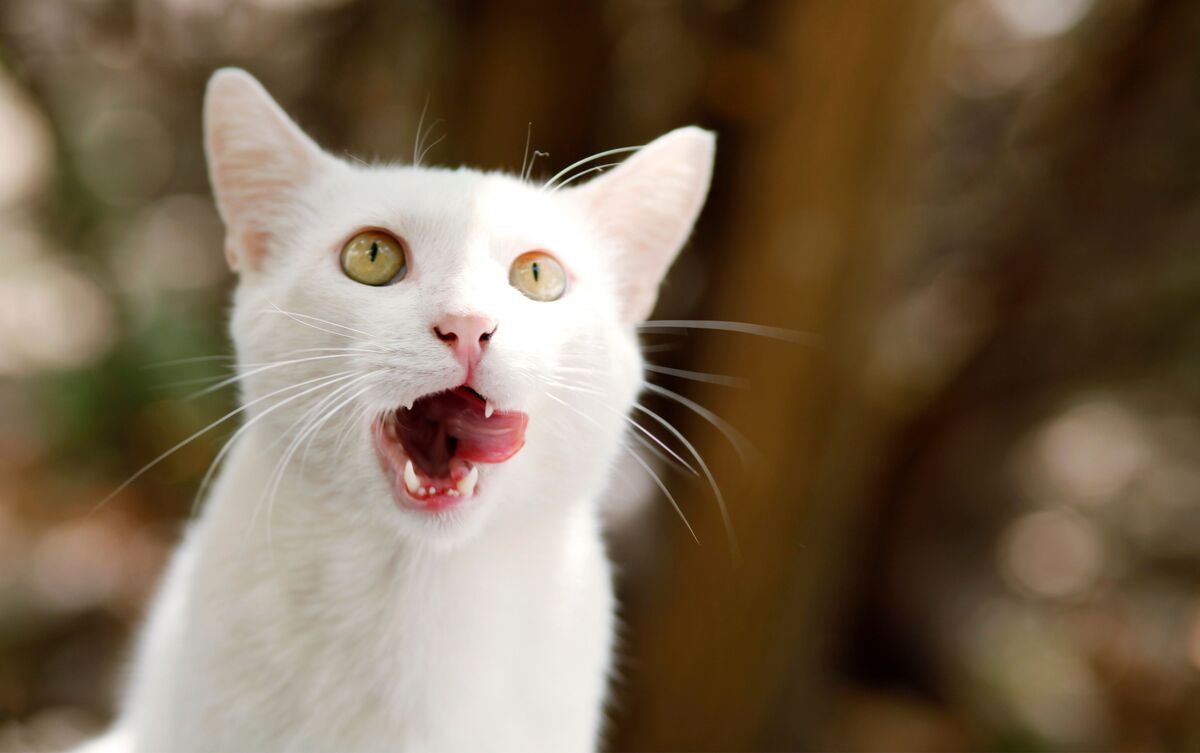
left=444, top=406, right=528, bottom=463
left=432, top=388, right=528, bottom=464
left=395, top=388, right=528, bottom=476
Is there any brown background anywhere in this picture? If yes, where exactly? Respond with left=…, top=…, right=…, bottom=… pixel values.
left=2, top=0, right=1200, bottom=750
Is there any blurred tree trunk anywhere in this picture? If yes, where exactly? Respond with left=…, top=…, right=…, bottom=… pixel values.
left=450, top=0, right=608, bottom=170
left=840, top=1, right=1200, bottom=749
left=609, top=1, right=945, bottom=750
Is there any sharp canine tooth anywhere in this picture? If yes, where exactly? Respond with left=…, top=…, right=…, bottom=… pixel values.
left=456, top=466, right=478, bottom=497
left=484, top=400, right=495, bottom=419
left=403, top=460, right=420, bottom=495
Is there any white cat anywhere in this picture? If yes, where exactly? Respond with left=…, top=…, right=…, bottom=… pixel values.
left=78, top=68, right=713, bottom=753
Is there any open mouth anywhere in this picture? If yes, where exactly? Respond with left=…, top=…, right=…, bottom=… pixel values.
left=373, top=386, right=529, bottom=512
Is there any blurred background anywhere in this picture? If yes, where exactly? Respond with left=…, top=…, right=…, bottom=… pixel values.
left=2, top=0, right=1200, bottom=750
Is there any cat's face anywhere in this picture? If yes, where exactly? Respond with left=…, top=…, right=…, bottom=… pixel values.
left=204, top=70, right=713, bottom=544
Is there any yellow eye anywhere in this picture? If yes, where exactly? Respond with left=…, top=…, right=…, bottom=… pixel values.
left=340, top=231, right=407, bottom=286
left=509, top=251, right=566, bottom=302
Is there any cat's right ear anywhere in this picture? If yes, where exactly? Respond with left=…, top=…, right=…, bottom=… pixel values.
left=204, top=68, right=335, bottom=272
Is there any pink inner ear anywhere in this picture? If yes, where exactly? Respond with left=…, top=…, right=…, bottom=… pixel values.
left=565, top=127, right=715, bottom=323
left=237, top=228, right=272, bottom=271
left=205, top=70, right=332, bottom=274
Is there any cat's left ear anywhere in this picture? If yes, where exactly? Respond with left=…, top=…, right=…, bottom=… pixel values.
left=204, top=68, right=338, bottom=272
left=567, top=127, right=715, bottom=322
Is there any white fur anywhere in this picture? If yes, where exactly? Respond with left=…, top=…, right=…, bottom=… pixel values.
left=82, top=69, right=713, bottom=753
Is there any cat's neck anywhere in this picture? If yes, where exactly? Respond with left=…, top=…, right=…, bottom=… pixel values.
left=197, top=425, right=597, bottom=581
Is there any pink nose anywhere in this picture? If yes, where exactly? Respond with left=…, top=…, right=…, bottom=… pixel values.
left=433, top=314, right=496, bottom=371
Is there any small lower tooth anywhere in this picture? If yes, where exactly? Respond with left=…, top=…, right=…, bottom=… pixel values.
left=484, top=400, right=495, bottom=419
left=456, top=466, right=479, bottom=497
left=403, top=460, right=420, bottom=495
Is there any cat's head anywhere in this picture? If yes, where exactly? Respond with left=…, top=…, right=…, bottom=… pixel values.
left=204, top=69, right=714, bottom=545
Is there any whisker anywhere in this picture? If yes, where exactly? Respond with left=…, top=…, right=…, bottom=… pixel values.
left=235, top=347, right=385, bottom=366
left=638, top=319, right=816, bottom=345
left=298, top=375, right=380, bottom=472
left=639, top=342, right=683, bottom=354
left=264, top=378, right=379, bottom=552
left=189, top=426, right=236, bottom=517
left=152, top=375, right=237, bottom=392
left=188, top=369, right=359, bottom=517
left=262, top=311, right=370, bottom=343
left=539, top=376, right=603, bottom=397
left=642, top=382, right=759, bottom=466
left=264, top=370, right=375, bottom=458
left=633, top=400, right=740, bottom=562
left=330, top=398, right=367, bottom=452
left=417, top=128, right=446, bottom=167
left=625, top=425, right=698, bottom=478
left=95, top=369, right=362, bottom=514
left=525, top=150, right=548, bottom=182
left=142, top=354, right=237, bottom=369
left=262, top=300, right=384, bottom=342
left=622, top=441, right=698, bottom=544
left=332, top=400, right=373, bottom=459
left=542, top=385, right=697, bottom=477
left=149, top=346, right=378, bottom=375
left=613, top=409, right=699, bottom=478
left=644, top=363, right=749, bottom=389
left=520, top=122, right=532, bottom=181
left=548, top=162, right=619, bottom=192
left=187, top=353, right=370, bottom=399
left=306, top=381, right=377, bottom=471
left=155, top=348, right=379, bottom=392
left=542, top=145, right=641, bottom=191
left=541, top=390, right=698, bottom=543
left=546, top=365, right=596, bottom=376
left=413, top=94, right=431, bottom=166
left=251, top=372, right=379, bottom=547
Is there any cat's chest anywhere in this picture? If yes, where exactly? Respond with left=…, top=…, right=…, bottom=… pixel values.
left=187, top=507, right=612, bottom=748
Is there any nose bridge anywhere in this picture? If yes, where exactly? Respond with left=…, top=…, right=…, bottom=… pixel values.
left=428, top=237, right=495, bottom=310
left=427, top=237, right=499, bottom=374
left=429, top=239, right=502, bottom=317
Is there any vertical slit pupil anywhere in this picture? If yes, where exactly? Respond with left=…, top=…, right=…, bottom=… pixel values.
left=369, top=241, right=379, bottom=262
left=531, top=262, right=540, bottom=282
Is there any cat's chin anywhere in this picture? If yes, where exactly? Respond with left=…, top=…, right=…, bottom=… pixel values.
left=370, top=387, right=529, bottom=517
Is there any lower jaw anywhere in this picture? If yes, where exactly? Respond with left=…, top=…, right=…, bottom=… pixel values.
left=371, top=417, right=479, bottom=514
left=397, top=489, right=473, bottom=514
